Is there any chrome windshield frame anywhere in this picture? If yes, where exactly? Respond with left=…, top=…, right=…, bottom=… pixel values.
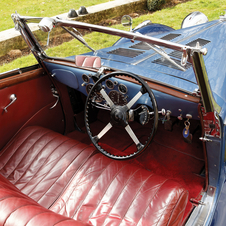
left=12, top=13, right=221, bottom=114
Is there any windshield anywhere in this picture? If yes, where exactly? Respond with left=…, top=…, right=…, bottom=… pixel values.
left=29, top=22, right=122, bottom=58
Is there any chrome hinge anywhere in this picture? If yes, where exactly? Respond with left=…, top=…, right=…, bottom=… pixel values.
left=199, top=137, right=212, bottom=142
left=190, top=198, right=205, bottom=206
left=192, top=88, right=201, bottom=97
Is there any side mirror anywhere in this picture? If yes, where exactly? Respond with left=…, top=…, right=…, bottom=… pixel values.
left=121, top=15, right=132, bottom=31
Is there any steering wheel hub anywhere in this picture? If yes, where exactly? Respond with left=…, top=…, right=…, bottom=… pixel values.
left=110, top=105, right=128, bottom=126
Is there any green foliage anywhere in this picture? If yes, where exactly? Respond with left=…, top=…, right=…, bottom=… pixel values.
left=147, top=0, right=166, bottom=11
left=0, top=55, right=37, bottom=73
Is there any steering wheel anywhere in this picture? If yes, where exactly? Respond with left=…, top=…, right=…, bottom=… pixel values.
left=85, top=71, right=158, bottom=160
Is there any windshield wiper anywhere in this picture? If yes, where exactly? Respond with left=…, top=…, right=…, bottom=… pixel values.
left=62, top=26, right=95, bottom=52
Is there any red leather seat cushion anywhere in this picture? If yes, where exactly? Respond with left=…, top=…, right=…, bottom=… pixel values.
left=0, top=174, right=89, bottom=226
left=0, top=126, right=188, bottom=225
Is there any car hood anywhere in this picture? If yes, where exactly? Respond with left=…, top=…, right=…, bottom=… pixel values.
left=88, top=20, right=226, bottom=111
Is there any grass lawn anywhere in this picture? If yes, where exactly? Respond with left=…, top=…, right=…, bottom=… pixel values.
left=1, top=0, right=226, bottom=73
left=0, top=0, right=113, bottom=32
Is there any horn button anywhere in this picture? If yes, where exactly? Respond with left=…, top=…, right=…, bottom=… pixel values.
left=110, top=105, right=128, bottom=127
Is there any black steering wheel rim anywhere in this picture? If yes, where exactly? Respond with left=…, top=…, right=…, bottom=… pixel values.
left=84, top=71, right=158, bottom=160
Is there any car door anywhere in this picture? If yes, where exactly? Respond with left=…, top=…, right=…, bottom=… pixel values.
left=0, top=64, right=66, bottom=150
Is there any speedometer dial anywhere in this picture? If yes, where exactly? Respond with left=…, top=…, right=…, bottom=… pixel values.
left=118, top=84, right=128, bottom=94
left=109, top=90, right=127, bottom=106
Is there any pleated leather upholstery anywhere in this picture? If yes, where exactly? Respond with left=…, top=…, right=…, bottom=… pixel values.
left=0, top=126, right=188, bottom=226
left=0, top=126, right=96, bottom=209
left=0, top=174, right=89, bottom=226
left=50, top=153, right=188, bottom=226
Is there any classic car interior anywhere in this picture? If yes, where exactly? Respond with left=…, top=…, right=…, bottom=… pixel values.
left=0, top=12, right=220, bottom=226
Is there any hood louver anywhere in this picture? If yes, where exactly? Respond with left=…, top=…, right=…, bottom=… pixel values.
left=153, top=38, right=210, bottom=71
left=107, top=48, right=144, bottom=58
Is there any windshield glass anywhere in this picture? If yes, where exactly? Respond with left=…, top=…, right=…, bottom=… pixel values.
left=30, top=23, right=122, bottom=58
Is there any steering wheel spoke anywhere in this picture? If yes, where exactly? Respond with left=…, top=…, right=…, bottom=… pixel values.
left=85, top=71, right=158, bottom=160
left=94, top=122, right=113, bottom=142
left=100, top=89, right=114, bottom=108
left=126, top=90, right=143, bottom=109
left=124, top=124, right=140, bottom=145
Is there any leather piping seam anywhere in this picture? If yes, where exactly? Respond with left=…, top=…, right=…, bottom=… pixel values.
left=117, top=171, right=155, bottom=225
left=136, top=179, right=169, bottom=226
left=102, top=167, right=142, bottom=225
left=0, top=194, right=35, bottom=203
left=149, top=180, right=173, bottom=226
left=5, top=204, right=46, bottom=226
left=167, top=190, right=189, bottom=226
left=52, top=218, right=79, bottom=226
left=44, top=148, right=96, bottom=209
left=25, top=210, right=70, bottom=226
left=49, top=147, right=99, bottom=211
left=70, top=157, right=116, bottom=218
left=0, top=129, right=50, bottom=173
left=0, top=128, right=39, bottom=158
left=6, top=131, right=53, bottom=182
left=17, top=137, right=73, bottom=193
left=36, top=143, right=93, bottom=205
left=87, top=162, right=131, bottom=219
left=13, top=133, right=69, bottom=185
left=52, top=156, right=114, bottom=214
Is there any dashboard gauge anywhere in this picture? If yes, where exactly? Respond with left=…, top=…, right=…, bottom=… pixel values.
left=139, top=105, right=150, bottom=125
left=86, top=83, right=93, bottom=94
left=109, top=90, right=127, bottom=106
left=82, top=74, right=90, bottom=83
left=105, top=79, right=114, bottom=89
left=86, top=83, right=103, bottom=102
left=118, top=84, right=128, bottom=94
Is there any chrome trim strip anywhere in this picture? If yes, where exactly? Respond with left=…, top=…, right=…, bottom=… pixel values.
left=185, top=186, right=216, bottom=226
left=0, top=68, right=21, bottom=78
left=191, top=52, right=221, bottom=113
left=14, top=14, right=207, bottom=55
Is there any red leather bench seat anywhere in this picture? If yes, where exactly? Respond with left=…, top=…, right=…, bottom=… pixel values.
left=0, top=126, right=188, bottom=226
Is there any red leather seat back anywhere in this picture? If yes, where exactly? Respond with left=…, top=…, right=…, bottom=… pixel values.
left=0, top=126, right=96, bottom=208
left=0, top=126, right=188, bottom=226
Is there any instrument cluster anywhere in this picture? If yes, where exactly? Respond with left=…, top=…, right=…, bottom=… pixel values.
left=82, top=74, right=128, bottom=105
